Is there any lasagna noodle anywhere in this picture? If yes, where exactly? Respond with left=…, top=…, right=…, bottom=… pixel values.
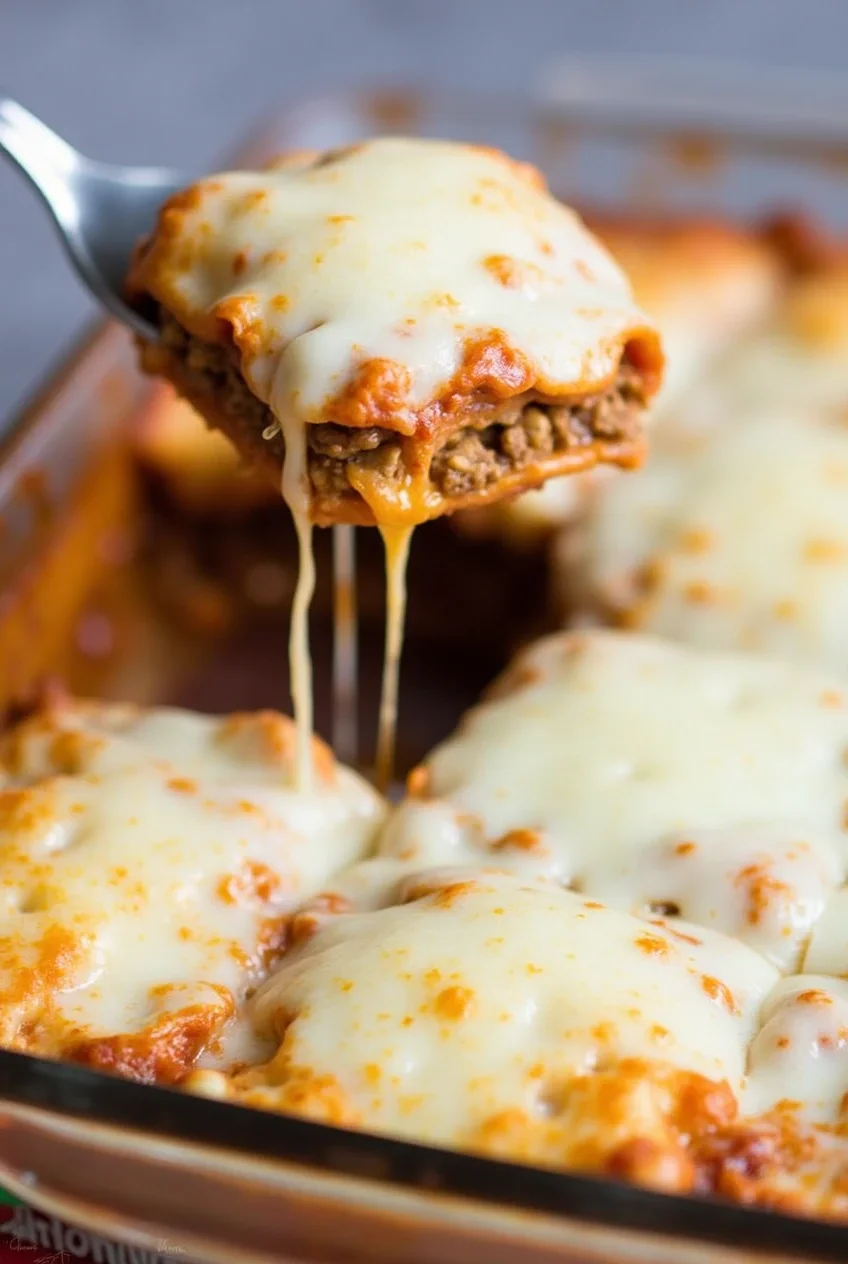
left=0, top=698, right=385, bottom=1079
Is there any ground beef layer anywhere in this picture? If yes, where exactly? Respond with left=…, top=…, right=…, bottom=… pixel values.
left=151, top=310, right=648, bottom=515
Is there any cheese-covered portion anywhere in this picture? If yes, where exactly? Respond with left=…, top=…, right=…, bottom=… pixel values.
left=803, top=887, right=848, bottom=977
left=571, top=409, right=848, bottom=675
left=0, top=699, right=385, bottom=1080
left=710, top=262, right=848, bottom=417
left=567, top=259, right=848, bottom=667
left=739, top=968, right=848, bottom=1219
left=379, top=631, right=848, bottom=969
left=593, top=217, right=780, bottom=415
left=746, top=975, right=848, bottom=1121
left=189, top=869, right=775, bottom=1186
left=129, top=138, right=660, bottom=429
left=465, top=216, right=777, bottom=540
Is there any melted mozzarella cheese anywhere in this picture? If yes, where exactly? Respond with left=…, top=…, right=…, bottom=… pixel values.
left=801, top=887, right=848, bottom=976
left=131, top=138, right=657, bottom=426
left=466, top=219, right=777, bottom=539
left=574, top=410, right=848, bottom=674
left=569, top=260, right=848, bottom=668
left=190, top=871, right=775, bottom=1160
left=591, top=218, right=779, bottom=416
left=713, top=264, right=848, bottom=417
left=745, top=975, right=848, bottom=1122
left=0, top=700, right=385, bottom=1073
left=379, top=631, right=848, bottom=968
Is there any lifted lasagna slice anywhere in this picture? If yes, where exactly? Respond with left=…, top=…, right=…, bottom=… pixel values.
left=0, top=697, right=384, bottom=1082
left=127, top=138, right=662, bottom=527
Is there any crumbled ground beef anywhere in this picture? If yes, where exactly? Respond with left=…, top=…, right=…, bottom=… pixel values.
left=156, top=310, right=647, bottom=503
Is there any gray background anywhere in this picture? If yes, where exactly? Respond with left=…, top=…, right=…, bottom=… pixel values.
left=1, top=0, right=847, bottom=424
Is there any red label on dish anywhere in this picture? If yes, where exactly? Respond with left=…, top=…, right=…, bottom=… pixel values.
left=0, top=1196, right=193, bottom=1264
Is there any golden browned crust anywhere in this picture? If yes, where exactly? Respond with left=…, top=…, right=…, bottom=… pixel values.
left=66, top=989, right=234, bottom=1085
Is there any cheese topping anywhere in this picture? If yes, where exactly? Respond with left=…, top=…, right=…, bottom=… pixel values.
left=711, top=263, right=848, bottom=417
left=745, top=975, right=848, bottom=1122
left=0, top=700, right=385, bottom=1078
left=466, top=218, right=777, bottom=539
left=590, top=217, right=780, bottom=415
left=190, top=870, right=775, bottom=1165
left=573, top=409, right=848, bottom=675
left=803, top=887, right=848, bottom=977
left=570, top=261, right=848, bottom=671
left=379, top=631, right=848, bottom=969
left=130, top=138, right=659, bottom=430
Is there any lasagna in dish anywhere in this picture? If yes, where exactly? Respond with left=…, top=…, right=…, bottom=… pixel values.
left=567, top=254, right=848, bottom=672
left=457, top=214, right=780, bottom=542
left=0, top=696, right=384, bottom=1080
left=126, top=138, right=662, bottom=527
left=189, top=869, right=777, bottom=1195
left=588, top=215, right=781, bottom=417
left=374, top=629, right=848, bottom=971
left=185, top=630, right=848, bottom=1216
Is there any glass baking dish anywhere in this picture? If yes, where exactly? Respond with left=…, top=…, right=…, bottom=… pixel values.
left=1, top=66, right=848, bottom=1264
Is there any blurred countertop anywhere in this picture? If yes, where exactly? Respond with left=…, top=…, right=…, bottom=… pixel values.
left=1, top=0, right=847, bottom=424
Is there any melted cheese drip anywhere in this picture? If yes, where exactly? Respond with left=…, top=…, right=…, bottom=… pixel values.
left=270, top=413, right=412, bottom=787
left=332, top=524, right=358, bottom=767
left=270, top=392, right=316, bottom=790
left=375, top=524, right=413, bottom=792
